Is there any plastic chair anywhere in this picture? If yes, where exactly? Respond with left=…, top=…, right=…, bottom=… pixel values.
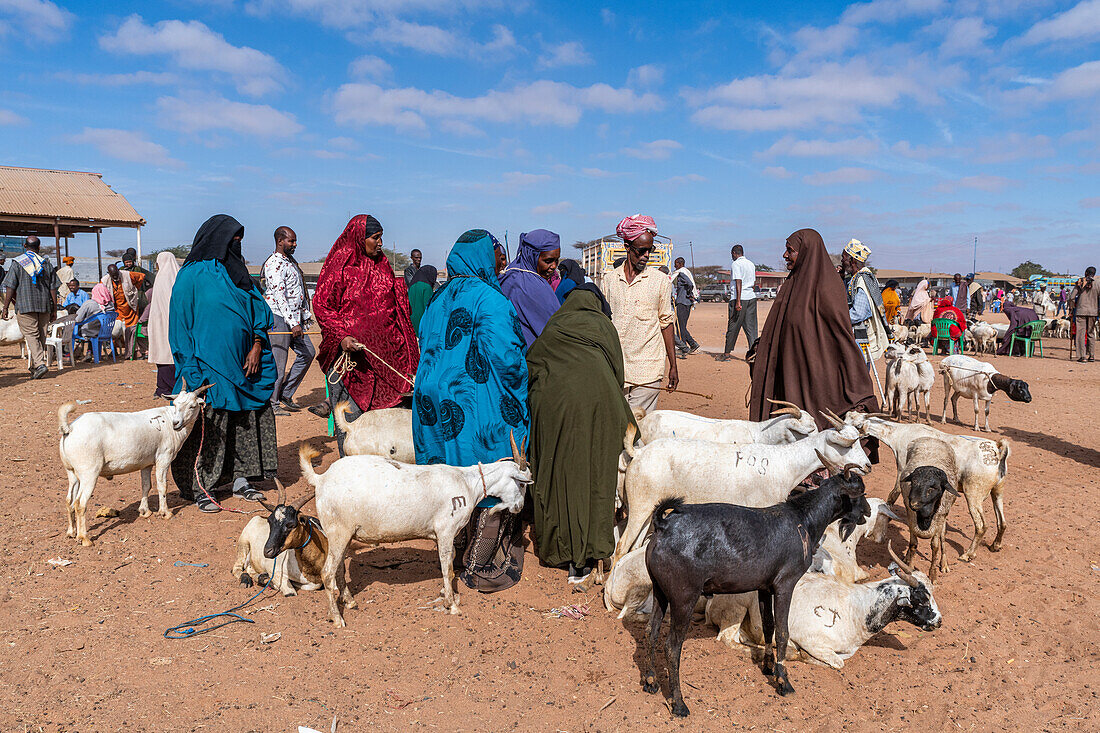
left=45, top=314, right=77, bottom=370
left=72, top=311, right=118, bottom=364
left=130, top=322, right=147, bottom=360
left=931, top=317, right=963, bottom=355
left=1009, top=320, right=1046, bottom=357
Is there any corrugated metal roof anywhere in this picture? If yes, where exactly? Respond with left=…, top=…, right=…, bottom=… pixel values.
left=0, top=165, right=144, bottom=226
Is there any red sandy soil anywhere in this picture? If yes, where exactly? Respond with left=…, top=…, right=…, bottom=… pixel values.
left=1, top=302, right=1097, bottom=732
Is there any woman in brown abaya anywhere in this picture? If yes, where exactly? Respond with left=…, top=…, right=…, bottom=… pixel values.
left=748, top=229, right=878, bottom=429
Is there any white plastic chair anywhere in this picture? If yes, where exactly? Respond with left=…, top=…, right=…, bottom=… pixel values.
left=28, top=314, right=77, bottom=370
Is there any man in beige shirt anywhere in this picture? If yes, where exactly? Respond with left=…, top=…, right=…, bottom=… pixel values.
left=605, top=215, right=678, bottom=412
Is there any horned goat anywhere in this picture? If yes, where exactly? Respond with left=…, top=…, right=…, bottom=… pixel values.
left=232, top=479, right=327, bottom=596
left=634, top=399, right=817, bottom=445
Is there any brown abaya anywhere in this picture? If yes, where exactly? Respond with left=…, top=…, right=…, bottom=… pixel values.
left=748, top=229, right=878, bottom=429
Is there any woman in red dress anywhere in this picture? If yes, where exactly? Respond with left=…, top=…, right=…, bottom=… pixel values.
left=931, top=296, right=967, bottom=353
left=313, top=214, right=419, bottom=455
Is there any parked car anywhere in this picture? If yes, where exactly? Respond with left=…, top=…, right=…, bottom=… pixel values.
left=754, top=287, right=777, bottom=300
left=699, top=285, right=730, bottom=302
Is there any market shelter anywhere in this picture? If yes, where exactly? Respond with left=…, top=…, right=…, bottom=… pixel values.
left=0, top=165, right=145, bottom=280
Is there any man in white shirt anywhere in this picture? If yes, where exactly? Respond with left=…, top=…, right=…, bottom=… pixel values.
left=264, top=226, right=315, bottom=415
left=717, top=244, right=757, bottom=361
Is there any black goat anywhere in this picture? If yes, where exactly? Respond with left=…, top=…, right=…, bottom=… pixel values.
left=643, top=472, right=869, bottom=717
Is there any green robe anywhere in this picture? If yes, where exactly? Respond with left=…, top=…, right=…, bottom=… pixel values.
left=408, top=280, right=432, bottom=334
left=526, top=289, right=634, bottom=568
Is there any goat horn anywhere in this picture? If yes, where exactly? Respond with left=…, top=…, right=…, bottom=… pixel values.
left=823, top=407, right=844, bottom=425
left=766, top=398, right=803, bottom=415
left=842, top=462, right=863, bottom=479
left=510, top=430, right=528, bottom=471
left=769, top=407, right=802, bottom=418
left=887, top=541, right=919, bottom=587
left=181, top=376, right=189, bottom=392
left=520, top=436, right=528, bottom=471
left=867, top=412, right=895, bottom=420
left=193, top=383, right=213, bottom=396
left=818, top=410, right=844, bottom=429
left=258, top=497, right=277, bottom=513
left=274, top=477, right=287, bottom=506
left=292, top=491, right=315, bottom=510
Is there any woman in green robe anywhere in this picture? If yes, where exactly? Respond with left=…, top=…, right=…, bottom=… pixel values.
left=526, top=284, right=635, bottom=589
left=407, top=264, right=437, bottom=334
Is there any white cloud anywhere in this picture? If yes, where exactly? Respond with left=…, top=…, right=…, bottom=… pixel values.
left=1019, top=0, right=1100, bottom=45
left=581, top=167, right=619, bottom=178
left=802, top=167, right=881, bottom=185
left=370, top=20, right=515, bottom=57
left=245, top=0, right=501, bottom=28
left=660, top=173, right=707, bottom=185
left=934, top=174, right=1016, bottom=192
left=621, top=139, right=682, bottom=160
left=627, top=64, right=664, bottom=87
left=0, top=108, right=26, bottom=125
left=157, top=93, right=303, bottom=138
left=600, top=8, right=615, bottom=26
left=1080, top=196, right=1100, bottom=208
left=759, top=135, right=878, bottom=158
left=0, top=0, right=73, bottom=41
left=940, top=16, right=994, bottom=57
left=974, top=133, right=1054, bottom=163
left=57, top=70, right=180, bottom=86
left=348, top=55, right=391, bottom=80
left=791, top=23, right=860, bottom=60
left=685, top=60, right=935, bottom=132
left=99, top=15, right=288, bottom=96
left=531, top=201, right=572, bottom=215
left=841, top=0, right=944, bottom=26
left=538, top=41, right=592, bottom=69
left=327, top=136, right=359, bottom=151
left=67, top=127, right=183, bottom=168
left=332, top=81, right=661, bottom=131
left=439, top=119, right=486, bottom=136
left=762, top=166, right=795, bottom=179
left=891, top=140, right=955, bottom=159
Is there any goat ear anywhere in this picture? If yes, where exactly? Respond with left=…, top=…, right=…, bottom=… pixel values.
left=942, top=479, right=960, bottom=496
left=901, top=471, right=914, bottom=484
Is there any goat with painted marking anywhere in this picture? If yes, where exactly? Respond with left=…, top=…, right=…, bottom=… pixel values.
left=940, top=354, right=1031, bottom=432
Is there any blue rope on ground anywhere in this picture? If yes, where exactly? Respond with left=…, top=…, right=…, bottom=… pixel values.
left=163, top=557, right=278, bottom=639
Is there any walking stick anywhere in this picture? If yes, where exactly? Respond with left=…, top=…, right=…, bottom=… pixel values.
left=861, top=343, right=886, bottom=404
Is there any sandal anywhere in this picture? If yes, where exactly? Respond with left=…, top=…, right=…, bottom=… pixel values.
left=235, top=486, right=267, bottom=502
left=196, top=496, right=221, bottom=513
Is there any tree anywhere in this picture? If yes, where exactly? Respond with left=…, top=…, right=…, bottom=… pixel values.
left=691, top=265, right=726, bottom=286
left=149, top=244, right=192, bottom=259
left=1010, top=260, right=1054, bottom=280
left=385, top=248, right=410, bottom=270
left=105, top=249, right=127, bottom=258
left=757, top=263, right=776, bottom=272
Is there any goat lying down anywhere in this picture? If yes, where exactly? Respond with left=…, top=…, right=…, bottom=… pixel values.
left=231, top=479, right=327, bottom=596
left=299, top=433, right=531, bottom=626
left=940, top=354, right=1031, bottom=432
left=706, top=544, right=941, bottom=670
left=333, top=402, right=415, bottom=462
left=634, top=399, right=817, bottom=445
left=58, top=383, right=211, bottom=546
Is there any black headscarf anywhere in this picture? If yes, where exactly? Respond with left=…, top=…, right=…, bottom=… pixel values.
left=185, top=214, right=252, bottom=290
left=567, top=282, right=612, bottom=319
left=410, top=264, right=438, bottom=288
left=362, top=215, right=383, bottom=237
left=558, top=259, right=586, bottom=287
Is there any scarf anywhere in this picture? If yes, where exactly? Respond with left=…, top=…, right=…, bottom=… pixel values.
left=184, top=214, right=252, bottom=290
left=616, top=214, right=657, bottom=242
left=410, top=265, right=439, bottom=288
left=147, top=252, right=181, bottom=365
left=672, top=265, right=700, bottom=300
left=499, top=229, right=562, bottom=348
left=15, top=251, right=45, bottom=284
left=905, top=279, right=931, bottom=321
left=847, top=266, right=883, bottom=317
left=91, top=283, right=113, bottom=308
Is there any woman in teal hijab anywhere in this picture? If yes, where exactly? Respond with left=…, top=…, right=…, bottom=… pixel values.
left=169, top=214, right=278, bottom=512
left=413, top=229, right=529, bottom=591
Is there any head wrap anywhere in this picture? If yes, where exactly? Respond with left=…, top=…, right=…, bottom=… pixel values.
left=558, top=259, right=586, bottom=287
left=62, top=256, right=75, bottom=266
left=91, top=282, right=112, bottom=307
left=499, top=229, right=562, bottom=347
left=843, top=238, right=870, bottom=263
left=616, top=215, right=657, bottom=243
left=123, top=247, right=137, bottom=262
left=184, top=214, right=252, bottom=290
left=885, top=279, right=899, bottom=289
left=965, top=272, right=976, bottom=281
left=147, top=252, right=182, bottom=365
left=362, top=215, right=383, bottom=237
left=410, top=265, right=438, bottom=288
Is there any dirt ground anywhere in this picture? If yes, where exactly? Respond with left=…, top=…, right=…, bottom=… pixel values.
left=1, top=302, right=1097, bottom=732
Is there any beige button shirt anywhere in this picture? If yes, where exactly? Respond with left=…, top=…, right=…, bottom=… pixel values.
left=605, top=264, right=675, bottom=385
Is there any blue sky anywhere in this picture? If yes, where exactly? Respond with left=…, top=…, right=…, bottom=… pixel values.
left=1, top=0, right=1098, bottom=273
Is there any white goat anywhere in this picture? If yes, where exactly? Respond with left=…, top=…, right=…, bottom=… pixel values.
left=299, top=435, right=531, bottom=626
left=603, top=544, right=654, bottom=618
left=0, top=312, right=22, bottom=346
left=884, top=346, right=918, bottom=421
left=940, top=354, right=1032, bottom=432
left=333, top=402, right=415, bottom=462
left=969, top=321, right=998, bottom=354
left=635, top=399, right=817, bottom=445
left=902, top=345, right=934, bottom=423
left=844, top=413, right=1009, bottom=563
left=706, top=545, right=941, bottom=669
left=58, top=383, right=211, bottom=546
left=817, top=498, right=899, bottom=583
left=612, top=416, right=870, bottom=563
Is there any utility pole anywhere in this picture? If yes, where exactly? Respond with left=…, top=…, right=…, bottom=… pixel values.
left=688, top=240, right=695, bottom=269
left=973, top=236, right=977, bottom=274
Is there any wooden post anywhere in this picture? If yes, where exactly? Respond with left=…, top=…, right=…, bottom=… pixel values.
left=64, top=236, right=70, bottom=258
left=96, top=228, right=103, bottom=280
left=136, top=226, right=142, bottom=263
left=53, top=221, right=61, bottom=267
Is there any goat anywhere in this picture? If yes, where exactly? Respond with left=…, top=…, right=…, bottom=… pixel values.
left=299, top=433, right=531, bottom=626
left=59, top=382, right=211, bottom=546
left=706, top=543, right=941, bottom=670
left=333, top=402, right=415, bottom=462
left=817, top=497, right=899, bottom=583
left=969, top=321, right=998, bottom=354
left=885, top=347, right=919, bottom=421
left=231, top=479, right=327, bottom=596
left=939, top=354, right=1031, bottom=432
left=634, top=399, right=817, bottom=446
left=898, top=437, right=960, bottom=582
left=910, top=322, right=931, bottom=345
left=883, top=344, right=907, bottom=420
left=903, top=345, right=935, bottom=423
left=0, top=312, right=21, bottom=346
left=843, top=412, right=1009, bottom=563
left=603, top=544, right=655, bottom=618
left=613, top=414, right=870, bottom=563
left=642, top=473, right=869, bottom=716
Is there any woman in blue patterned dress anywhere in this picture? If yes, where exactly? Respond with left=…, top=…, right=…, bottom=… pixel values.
left=413, top=229, right=530, bottom=591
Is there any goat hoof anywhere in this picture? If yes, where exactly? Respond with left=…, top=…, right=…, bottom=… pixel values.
left=66, top=528, right=75, bottom=538
left=642, top=677, right=659, bottom=695
left=449, top=606, right=461, bottom=615
left=989, top=542, right=1003, bottom=552
left=80, top=537, right=94, bottom=547
left=138, top=508, right=152, bottom=518
left=959, top=552, right=974, bottom=563
left=670, top=701, right=690, bottom=718
left=332, top=617, right=346, bottom=629
left=344, top=598, right=358, bottom=609
left=239, top=574, right=253, bottom=587
left=257, top=573, right=271, bottom=586
left=773, top=675, right=795, bottom=696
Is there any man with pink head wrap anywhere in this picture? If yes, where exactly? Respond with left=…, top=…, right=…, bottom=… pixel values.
left=604, top=214, right=677, bottom=411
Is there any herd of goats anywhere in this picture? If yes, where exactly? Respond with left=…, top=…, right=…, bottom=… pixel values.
left=53, top=342, right=1034, bottom=719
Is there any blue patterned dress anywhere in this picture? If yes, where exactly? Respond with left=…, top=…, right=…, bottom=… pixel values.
left=413, top=230, right=530, bottom=468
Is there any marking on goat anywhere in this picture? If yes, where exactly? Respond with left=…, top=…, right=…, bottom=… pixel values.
left=451, top=496, right=467, bottom=515
left=759, top=458, right=768, bottom=475
left=978, top=442, right=997, bottom=466
left=149, top=415, right=165, bottom=431
left=796, top=523, right=810, bottom=559
left=814, top=606, right=840, bottom=627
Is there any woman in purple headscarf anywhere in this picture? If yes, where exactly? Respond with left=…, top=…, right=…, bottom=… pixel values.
left=499, top=229, right=561, bottom=348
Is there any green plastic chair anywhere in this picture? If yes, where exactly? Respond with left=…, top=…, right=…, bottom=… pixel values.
left=931, top=318, right=963, bottom=355
left=1009, top=319, right=1046, bottom=357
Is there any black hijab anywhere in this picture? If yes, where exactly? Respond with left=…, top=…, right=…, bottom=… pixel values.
left=410, top=264, right=438, bottom=288
left=558, top=259, right=586, bottom=287
left=567, top=282, right=612, bottom=318
left=185, top=214, right=252, bottom=290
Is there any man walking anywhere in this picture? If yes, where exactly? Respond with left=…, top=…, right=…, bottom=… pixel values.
left=604, top=215, right=677, bottom=411
left=671, top=257, right=699, bottom=356
left=1, top=236, right=60, bottom=379
left=403, top=248, right=422, bottom=286
left=264, top=226, right=316, bottom=414
left=717, top=244, right=757, bottom=361
left=1072, top=266, right=1097, bottom=363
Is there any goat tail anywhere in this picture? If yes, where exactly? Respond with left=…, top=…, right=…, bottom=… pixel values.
left=333, top=401, right=353, bottom=434
left=298, top=444, right=322, bottom=486
left=651, top=496, right=686, bottom=535
left=995, top=439, right=1011, bottom=481
left=623, top=422, right=639, bottom=459
left=58, top=402, right=77, bottom=437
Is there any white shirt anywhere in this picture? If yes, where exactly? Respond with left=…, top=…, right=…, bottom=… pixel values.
left=730, top=256, right=756, bottom=300
left=263, top=252, right=310, bottom=328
